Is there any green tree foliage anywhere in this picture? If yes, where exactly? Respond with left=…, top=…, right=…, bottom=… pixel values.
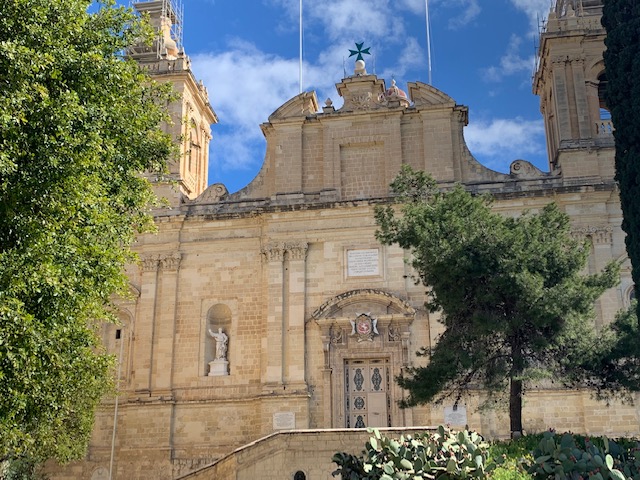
left=602, top=0, right=640, bottom=318
left=374, top=166, right=619, bottom=435
left=0, top=0, right=174, bottom=466
left=575, top=302, right=640, bottom=398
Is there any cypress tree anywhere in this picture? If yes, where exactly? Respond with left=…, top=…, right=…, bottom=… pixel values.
left=602, top=0, right=640, bottom=317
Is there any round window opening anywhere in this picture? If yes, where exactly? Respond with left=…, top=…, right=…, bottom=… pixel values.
left=294, top=471, right=306, bottom=480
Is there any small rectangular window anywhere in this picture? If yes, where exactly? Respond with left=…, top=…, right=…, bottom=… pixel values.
left=115, top=329, right=122, bottom=340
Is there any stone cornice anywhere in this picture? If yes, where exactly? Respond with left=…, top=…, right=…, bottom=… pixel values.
left=170, top=180, right=616, bottom=222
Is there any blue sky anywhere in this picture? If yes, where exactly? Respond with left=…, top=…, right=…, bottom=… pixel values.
left=170, top=0, right=554, bottom=193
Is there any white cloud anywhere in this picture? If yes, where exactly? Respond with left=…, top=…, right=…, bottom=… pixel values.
left=447, top=0, right=481, bottom=29
left=193, top=44, right=299, bottom=127
left=270, top=0, right=408, bottom=43
left=425, top=0, right=481, bottom=29
left=464, top=117, right=546, bottom=170
left=509, top=0, right=553, bottom=34
left=191, top=42, right=302, bottom=172
left=482, top=34, right=534, bottom=82
left=397, top=0, right=424, bottom=15
left=190, top=0, right=541, bottom=186
left=191, top=0, right=430, bottom=177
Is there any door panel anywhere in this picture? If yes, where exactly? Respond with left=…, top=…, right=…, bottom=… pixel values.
left=345, top=359, right=389, bottom=428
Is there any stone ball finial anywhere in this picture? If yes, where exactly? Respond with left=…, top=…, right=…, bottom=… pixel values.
left=354, top=59, right=366, bottom=76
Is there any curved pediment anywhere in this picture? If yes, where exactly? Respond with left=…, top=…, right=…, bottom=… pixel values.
left=407, top=82, right=456, bottom=107
left=268, top=91, right=319, bottom=121
left=311, top=289, right=415, bottom=321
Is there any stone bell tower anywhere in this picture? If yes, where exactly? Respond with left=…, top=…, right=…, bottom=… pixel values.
left=128, top=0, right=217, bottom=204
left=533, top=0, right=614, bottom=180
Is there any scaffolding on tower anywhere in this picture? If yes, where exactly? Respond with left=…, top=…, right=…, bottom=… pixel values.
left=128, top=0, right=184, bottom=60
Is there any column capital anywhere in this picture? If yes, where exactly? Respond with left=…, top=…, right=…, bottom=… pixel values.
left=160, top=252, right=182, bottom=271
left=286, top=242, right=309, bottom=261
left=140, top=254, right=160, bottom=272
left=571, top=225, right=613, bottom=245
left=261, top=242, right=285, bottom=262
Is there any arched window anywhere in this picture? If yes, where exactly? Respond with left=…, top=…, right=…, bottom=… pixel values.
left=597, top=72, right=610, bottom=119
left=293, top=471, right=307, bottom=480
left=189, top=119, right=200, bottom=174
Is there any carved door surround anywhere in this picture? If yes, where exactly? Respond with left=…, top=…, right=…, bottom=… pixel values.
left=310, top=289, right=415, bottom=428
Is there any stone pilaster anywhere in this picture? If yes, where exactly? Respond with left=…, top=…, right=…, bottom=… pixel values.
left=571, top=57, right=591, bottom=140
left=572, top=225, right=615, bottom=327
left=285, top=242, right=308, bottom=388
left=552, top=58, right=572, bottom=142
left=152, top=253, right=181, bottom=394
left=134, top=254, right=160, bottom=393
left=261, top=242, right=285, bottom=389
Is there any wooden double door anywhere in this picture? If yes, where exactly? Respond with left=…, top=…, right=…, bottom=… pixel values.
left=345, top=359, right=390, bottom=428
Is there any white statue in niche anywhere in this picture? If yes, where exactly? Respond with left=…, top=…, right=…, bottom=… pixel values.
left=208, top=327, right=228, bottom=359
left=207, top=327, right=229, bottom=376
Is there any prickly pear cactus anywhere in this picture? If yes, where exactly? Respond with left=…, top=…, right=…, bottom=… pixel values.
left=332, top=425, right=489, bottom=480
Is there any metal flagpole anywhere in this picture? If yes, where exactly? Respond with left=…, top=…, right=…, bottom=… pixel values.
left=299, top=0, right=303, bottom=93
left=425, top=0, right=433, bottom=84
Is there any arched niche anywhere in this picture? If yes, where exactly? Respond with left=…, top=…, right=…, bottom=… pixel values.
left=204, top=303, right=232, bottom=374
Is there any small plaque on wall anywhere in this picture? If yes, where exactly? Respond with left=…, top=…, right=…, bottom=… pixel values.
left=273, top=412, right=296, bottom=430
left=347, top=249, right=380, bottom=277
left=444, top=405, right=468, bottom=426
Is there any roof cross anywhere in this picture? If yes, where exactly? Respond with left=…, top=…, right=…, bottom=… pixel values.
left=348, top=42, right=371, bottom=61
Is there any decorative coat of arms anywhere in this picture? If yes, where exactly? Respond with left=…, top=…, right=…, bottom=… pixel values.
left=350, top=313, right=379, bottom=342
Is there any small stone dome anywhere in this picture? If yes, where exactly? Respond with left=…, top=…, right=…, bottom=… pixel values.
left=378, top=79, right=410, bottom=107
left=384, top=79, right=408, bottom=99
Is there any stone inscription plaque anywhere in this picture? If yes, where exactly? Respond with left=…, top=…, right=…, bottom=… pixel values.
left=273, top=412, right=296, bottom=430
left=347, top=249, right=380, bottom=277
left=444, top=406, right=467, bottom=426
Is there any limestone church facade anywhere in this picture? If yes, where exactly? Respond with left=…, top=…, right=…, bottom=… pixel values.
left=52, top=1, right=639, bottom=479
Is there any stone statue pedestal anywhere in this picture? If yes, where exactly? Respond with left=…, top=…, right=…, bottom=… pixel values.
left=208, top=359, right=229, bottom=376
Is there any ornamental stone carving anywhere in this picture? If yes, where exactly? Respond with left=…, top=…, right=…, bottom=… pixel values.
left=349, top=313, right=379, bottom=342
left=160, top=253, right=182, bottom=271
left=572, top=225, right=613, bottom=245
left=261, top=242, right=308, bottom=262
left=388, top=323, right=401, bottom=342
left=140, top=253, right=182, bottom=272
left=196, top=183, right=228, bottom=203
left=329, top=323, right=344, bottom=345
left=140, top=255, right=160, bottom=272
left=286, top=242, right=309, bottom=261
left=349, top=92, right=374, bottom=111
left=510, top=160, right=546, bottom=179
left=261, top=243, right=285, bottom=262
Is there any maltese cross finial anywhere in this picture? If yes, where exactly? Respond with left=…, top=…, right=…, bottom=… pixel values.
left=348, top=42, right=371, bottom=61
